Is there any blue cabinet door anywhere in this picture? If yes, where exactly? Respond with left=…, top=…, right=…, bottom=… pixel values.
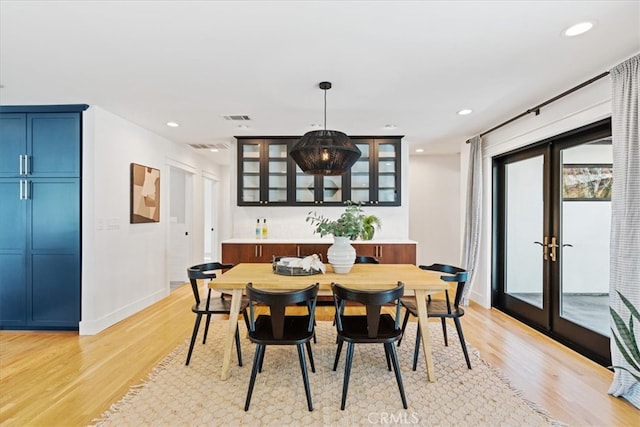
left=0, top=113, right=80, bottom=178
left=29, top=179, right=80, bottom=327
left=0, top=114, right=27, bottom=177
left=0, top=180, right=27, bottom=325
left=28, top=113, right=81, bottom=177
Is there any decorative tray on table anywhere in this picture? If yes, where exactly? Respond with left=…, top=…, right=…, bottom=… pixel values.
left=272, top=256, right=323, bottom=276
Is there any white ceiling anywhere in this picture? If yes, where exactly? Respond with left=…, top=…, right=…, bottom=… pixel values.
left=1, top=1, right=638, bottom=164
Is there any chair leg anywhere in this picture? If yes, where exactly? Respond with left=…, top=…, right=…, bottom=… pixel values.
left=454, top=317, right=472, bottom=369
left=297, top=344, right=313, bottom=411
left=398, top=309, right=411, bottom=346
left=305, top=341, right=315, bottom=373
left=244, top=344, right=265, bottom=411
left=387, top=342, right=408, bottom=409
left=412, top=323, right=421, bottom=371
left=234, top=326, right=243, bottom=367
left=202, top=313, right=212, bottom=344
left=258, top=346, right=266, bottom=373
left=185, top=314, right=202, bottom=366
left=340, top=342, right=355, bottom=410
left=333, top=338, right=344, bottom=371
left=384, top=344, right=392, bottom=371
left=441, top=318, right=448, bottom=346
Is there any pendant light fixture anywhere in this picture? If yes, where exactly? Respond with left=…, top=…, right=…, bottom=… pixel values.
left=290, top=81, right=361, bottom=176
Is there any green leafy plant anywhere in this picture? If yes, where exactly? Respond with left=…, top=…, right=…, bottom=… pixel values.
left=360, top=214, right=381, bottom=240
left=306, top=201, right=373, bottom=240
left=610, top=290, right=640, bottom=382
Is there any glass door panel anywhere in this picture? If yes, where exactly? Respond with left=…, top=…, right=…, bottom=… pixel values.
left=505, top=155, right=545, bottom=309
left=378, top=142, right=398, bottom=204
left=267, top=143, right=288, bottom=202
left=351, top=143, right=370, bottom=203
left=323, top=176, right=342, bottom=202
left=558, top=141, right=612, bottom=336
left=240, top=142, right=261, bottom=203
left=295, top=165, right=315, bottom=202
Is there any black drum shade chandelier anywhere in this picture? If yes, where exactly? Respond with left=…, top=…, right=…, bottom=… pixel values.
left=290, top=81, right=361, bottom=176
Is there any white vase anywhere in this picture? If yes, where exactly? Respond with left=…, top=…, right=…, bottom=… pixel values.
left=327, top=236, right=356, bottom=274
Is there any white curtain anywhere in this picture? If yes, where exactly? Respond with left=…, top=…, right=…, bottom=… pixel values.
left=461, top=135, right=482, bottom=305
left=608, top=54, right=640, bottom=408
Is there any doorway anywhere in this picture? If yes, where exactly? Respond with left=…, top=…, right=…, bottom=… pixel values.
left=168, top=166, right=193, bottom=288
left=203, top=176, right=218, bottom=262
left=493, top=118, right=612, bottom=366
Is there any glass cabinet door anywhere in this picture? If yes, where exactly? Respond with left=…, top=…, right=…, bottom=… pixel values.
left=295, top=164, right=315, bottom=203
left=267, top=143, right=288, bottom=203
left=322, top=175, right=343, bottom=203
left=239, top=141, right=261, bottom=203
left=377, top=141, right=399, bottom=204
left=350, top=142, right=371, bottom=204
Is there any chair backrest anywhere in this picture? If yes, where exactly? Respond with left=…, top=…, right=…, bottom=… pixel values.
left=354, top=256, right=380, bottom=264
left=187, top=262, right=234, bottom=305
left=332, top=282, right=404, bottom=338
left=246, top=283, right=319, bottom=339
left=419, top=263, right=468, bottom=309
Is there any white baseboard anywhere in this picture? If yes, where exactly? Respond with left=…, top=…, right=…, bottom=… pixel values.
left=79, top=289, right=168, bottom=335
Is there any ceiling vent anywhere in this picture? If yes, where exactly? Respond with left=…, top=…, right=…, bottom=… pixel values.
left=223, top=115, right=251, bottom=121
left=189, top=143, right=230, bottom=150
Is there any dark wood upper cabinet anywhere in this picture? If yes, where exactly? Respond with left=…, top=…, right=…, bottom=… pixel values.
left=236, top=136, right=402, bottom=206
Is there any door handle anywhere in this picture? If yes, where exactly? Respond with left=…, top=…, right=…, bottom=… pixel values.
left=548, top=237, right=559, bottom=262
left=534, top=237, right=549, bottom=261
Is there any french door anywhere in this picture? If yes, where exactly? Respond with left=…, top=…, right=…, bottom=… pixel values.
left=494, top=119, right=612, bottom=366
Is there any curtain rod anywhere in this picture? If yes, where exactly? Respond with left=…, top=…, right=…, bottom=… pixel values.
left=466, top=71, right=610, bottom=143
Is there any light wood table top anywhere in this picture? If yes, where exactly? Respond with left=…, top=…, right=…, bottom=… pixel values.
left=210, top=263, right=448, bottom=291
left=209, top=262, right=448, bottom=382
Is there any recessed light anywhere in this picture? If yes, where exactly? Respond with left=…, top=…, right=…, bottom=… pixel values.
left=210, top=148, right=219, bottom=153
left=415, top=148, right=424, bottom=153
left=384, top=124, right=398, bottom=129
left=457, top=109, right=473, bottom=116
left=166, top=121, right=179, bottom=127
left=564, top=22, right=594, bottom=37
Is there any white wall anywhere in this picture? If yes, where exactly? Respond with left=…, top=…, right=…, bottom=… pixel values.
left=80, top=106, right=222, bottom=334
left=408, top=154, right=461, bottom=266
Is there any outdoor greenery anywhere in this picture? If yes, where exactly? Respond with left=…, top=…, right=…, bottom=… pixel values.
left=306, top=201, right=380, bottom=241
left=610, top=290, right=640, bottom=382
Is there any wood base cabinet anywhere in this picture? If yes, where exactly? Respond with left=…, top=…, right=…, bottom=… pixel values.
left=222, top=242, right=415, bottom=265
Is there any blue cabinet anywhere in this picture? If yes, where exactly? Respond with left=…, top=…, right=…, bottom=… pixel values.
left=0, top=106, right=85, bottom=329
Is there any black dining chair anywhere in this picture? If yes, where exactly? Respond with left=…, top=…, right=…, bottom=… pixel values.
left=244, top=282, right=319, bottom=411
left=398, top=263, right=471, bottom=370
left=185, top=262, right=249, bottom=366
left=332, top=282, right=407, bottom=410
left=354, top=255, right=380, bottom=264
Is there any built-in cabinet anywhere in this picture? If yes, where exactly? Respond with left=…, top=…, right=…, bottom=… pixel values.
left=237, top=136, right=402, bottom=206
left=0, top=105, right=87, bottom=330
left=222, top=241, right=415, bottom=265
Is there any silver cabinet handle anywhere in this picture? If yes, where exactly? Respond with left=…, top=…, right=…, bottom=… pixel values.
left=19, top=180, right=30, bottom=200
left=19, top=155, right=30, bottom=175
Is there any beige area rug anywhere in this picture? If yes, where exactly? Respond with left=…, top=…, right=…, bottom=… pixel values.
left=92, top=321, right=563, bottom=426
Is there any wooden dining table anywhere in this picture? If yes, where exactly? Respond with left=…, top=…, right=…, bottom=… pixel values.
left=208, top=263, right=448, bottom=382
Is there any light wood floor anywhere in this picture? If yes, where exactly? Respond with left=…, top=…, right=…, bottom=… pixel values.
left=1, top=284, right=637, bottom=426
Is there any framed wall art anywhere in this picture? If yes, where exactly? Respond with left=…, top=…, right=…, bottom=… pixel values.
left=562, top=164, right=612, bottom=201
left=130, top=163, right=160, bottom=223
